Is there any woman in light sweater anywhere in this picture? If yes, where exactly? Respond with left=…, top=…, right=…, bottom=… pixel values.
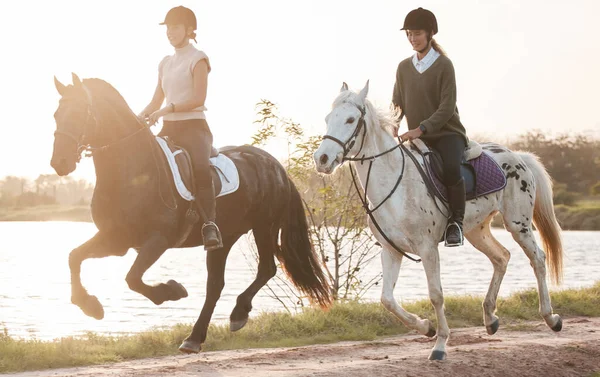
left=139, top=6, right=222, bottom=251
left=392, top=7, right=469, bottom=247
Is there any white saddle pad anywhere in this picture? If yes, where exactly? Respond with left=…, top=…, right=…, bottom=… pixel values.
left=155, top=137, right=240, bottom=201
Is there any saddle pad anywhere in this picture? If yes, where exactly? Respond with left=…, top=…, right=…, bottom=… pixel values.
left=155, top=137, right=240, bottom=201
left=427, top=150, right=507, bottom=201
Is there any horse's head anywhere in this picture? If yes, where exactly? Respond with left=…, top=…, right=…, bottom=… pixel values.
left=51, top=73, right=96, bottom=176
left=314, top=81, right=370, bottom=174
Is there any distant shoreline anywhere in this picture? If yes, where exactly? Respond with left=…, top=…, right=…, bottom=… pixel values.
left=0, top=204, right=598, bottom=230
left=0, top=205, right=92, bottom=223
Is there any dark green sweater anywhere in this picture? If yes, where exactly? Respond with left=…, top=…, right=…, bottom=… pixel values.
left=392, top=54, right=468, bottom=145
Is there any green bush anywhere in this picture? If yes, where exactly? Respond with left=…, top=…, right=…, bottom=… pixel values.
left=553, top=183, right=580, bottom=206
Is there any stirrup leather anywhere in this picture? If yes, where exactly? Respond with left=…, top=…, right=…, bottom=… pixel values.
left=444, top=221, right=464, bottom=247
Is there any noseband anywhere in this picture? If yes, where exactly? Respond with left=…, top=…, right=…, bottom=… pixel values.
left=322, top=104, right=368, bottom=159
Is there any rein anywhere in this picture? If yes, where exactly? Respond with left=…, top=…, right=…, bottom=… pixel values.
left=321, top=105, right=454, bottom=262
left=54, top=96, right=178, bottom=211
left=323, top=104, right=421, bottom=263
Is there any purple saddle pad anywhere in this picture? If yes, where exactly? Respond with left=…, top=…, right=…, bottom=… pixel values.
left=426, top=151, right=507, bottom=202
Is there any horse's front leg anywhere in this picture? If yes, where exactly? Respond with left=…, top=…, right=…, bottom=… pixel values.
left=125, top=233, right=188, bottom=306
left=420, top=246, right=450, bottom=361
left=69, top=231, right=129, bottom=319
left=380, top=247, right=435, bottom=337
left=179, top=236, right=234, bottom=354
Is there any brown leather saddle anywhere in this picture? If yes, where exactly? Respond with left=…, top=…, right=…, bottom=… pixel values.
left=161, top=138, right=224, bottom=197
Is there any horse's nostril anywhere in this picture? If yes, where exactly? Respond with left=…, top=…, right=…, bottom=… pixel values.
left=319, top=154, right=329, bottom=165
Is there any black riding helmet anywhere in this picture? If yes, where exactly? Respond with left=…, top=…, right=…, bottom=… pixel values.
left=401, top=7, right=438, bottom=35
left=159, top=6, right=197, bottom=30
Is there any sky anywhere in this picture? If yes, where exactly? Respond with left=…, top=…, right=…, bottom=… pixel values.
left=1, top=0, right=599, bottom=182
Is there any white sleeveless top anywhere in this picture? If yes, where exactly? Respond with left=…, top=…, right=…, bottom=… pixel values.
left=159, top=44, right=211, bottom=121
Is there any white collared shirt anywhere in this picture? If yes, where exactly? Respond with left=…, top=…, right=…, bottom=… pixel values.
left=412, top=47, right=441, bottom=73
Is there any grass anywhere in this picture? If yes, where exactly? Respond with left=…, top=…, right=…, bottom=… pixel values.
left=1, top=282, right=600, bottom=373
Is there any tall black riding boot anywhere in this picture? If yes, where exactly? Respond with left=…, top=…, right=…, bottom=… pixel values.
left=445, top=178, right=466, bottom=247
left=197, top=184, right=223, bottom=251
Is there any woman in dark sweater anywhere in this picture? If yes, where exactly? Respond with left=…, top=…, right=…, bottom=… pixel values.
left=392, top=7, right=468, bottom=247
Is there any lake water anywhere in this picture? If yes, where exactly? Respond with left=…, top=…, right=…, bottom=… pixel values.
left=0, top=221, right=599, bottom=340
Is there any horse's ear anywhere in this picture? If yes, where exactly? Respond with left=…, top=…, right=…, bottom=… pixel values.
left=340, top=82, right=349, bottom=92
left=72, top=72, right=82, bottom=87
left=54, top=76, right=66, bottom=96
left=358, top=80, right=369, bottom=103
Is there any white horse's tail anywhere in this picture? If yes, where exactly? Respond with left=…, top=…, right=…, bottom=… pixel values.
left=518, top=152, right=564, bottom=285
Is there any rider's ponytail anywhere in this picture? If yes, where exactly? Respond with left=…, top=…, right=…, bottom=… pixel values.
left=431, top=38, right=446, bottom=56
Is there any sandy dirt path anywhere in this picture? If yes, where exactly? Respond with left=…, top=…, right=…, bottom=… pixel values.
left=7, top=317, right=600, bottom=377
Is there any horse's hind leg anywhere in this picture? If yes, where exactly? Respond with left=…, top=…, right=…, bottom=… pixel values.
left=69, top=231, right=129, bottom=320
left=465, top=212, right=510, bottom=335
left=230, top=226, right=277, bottom=332
left=380, top=247, right=435, bottom=337
left=125, top=234, right=188, bottom=306
left=503, top=210, right=562, bottom=331
left=179, top=234, right=239, bottom=354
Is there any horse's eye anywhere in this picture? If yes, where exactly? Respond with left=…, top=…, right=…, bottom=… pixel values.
left=346, top=117, right=355, bottom=124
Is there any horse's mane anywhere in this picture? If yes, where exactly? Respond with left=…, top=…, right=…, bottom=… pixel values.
left=332, top=89, right=401, bottom=138
left=82, top=78, right=140, bottom=122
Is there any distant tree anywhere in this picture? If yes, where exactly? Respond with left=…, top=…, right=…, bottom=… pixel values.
left=509, top=130, right=600, bottom=193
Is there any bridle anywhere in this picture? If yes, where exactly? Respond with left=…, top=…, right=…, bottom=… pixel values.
left=321, top=103, right=420, bottom=262
left=321, top=104, right=452, bottom=263
left=53, top=93, right=177, bottom=211
left=53, top=99, right=148, bottom=163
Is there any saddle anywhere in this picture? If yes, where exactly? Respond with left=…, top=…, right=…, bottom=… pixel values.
left=158, top=138, right=233, bottom=200
left=155, top=137, right=240, bottom=247
left=410, top=139, right=506, bottom=202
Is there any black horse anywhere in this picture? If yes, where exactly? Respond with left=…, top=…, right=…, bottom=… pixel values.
left=51, top=73, right=332, bottom=353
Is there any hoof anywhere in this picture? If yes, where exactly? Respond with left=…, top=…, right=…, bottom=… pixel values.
left=425, top=323, right=436, bottom=338
left=230, top=317, right=249, bottom=332
left=551, top=317, right=563, bottom=332
left=179, top=339, right=202, bottom=354
left=486, top=319, right=500, bottom=335
left=76, top=295, right=104, bottom=320
left=166, top=280, right=188, bottom=300
left=428, top=350, right=447, bottom=361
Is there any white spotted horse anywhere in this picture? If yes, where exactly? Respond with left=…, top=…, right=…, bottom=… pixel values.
left=314, top=81, right=563, bottom=360
left=51, top=74, right=332, bottom=353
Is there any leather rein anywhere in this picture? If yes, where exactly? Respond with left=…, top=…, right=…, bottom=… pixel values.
left=53, top=98, right=178, bottom=211
left=321, top=104, right=449, bottom=263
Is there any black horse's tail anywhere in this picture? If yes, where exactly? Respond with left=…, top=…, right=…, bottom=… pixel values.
left=276, top=179, right=333, bottom=309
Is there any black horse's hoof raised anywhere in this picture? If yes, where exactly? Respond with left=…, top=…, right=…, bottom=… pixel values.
left=486, top=319, right=500, bottom=335
left=230, top=317, right=249, bottom=332
left=551, top=317, right=563, bottom=332
left=166, top=280, right=188, bottom=301
left=75, top=295, right=104, bottom=320
left=428, top=350, right=447, bottom=361
left=179, top=339, right=202, bottom=354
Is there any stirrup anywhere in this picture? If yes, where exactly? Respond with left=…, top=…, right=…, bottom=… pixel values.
left=444, top=221, right=464, bottom=247
left=202, top=221, right=223, bottom=251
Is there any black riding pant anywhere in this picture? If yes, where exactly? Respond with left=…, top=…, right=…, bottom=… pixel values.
left=428, top=134, right=466, bottom=186
left=159, top=119, right=213, bottom=191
